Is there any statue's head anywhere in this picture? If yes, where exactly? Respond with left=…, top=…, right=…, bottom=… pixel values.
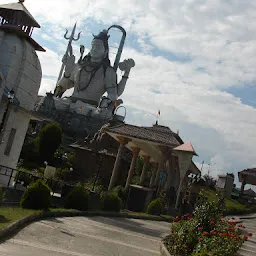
left=90, top=30, right=110, bottom=60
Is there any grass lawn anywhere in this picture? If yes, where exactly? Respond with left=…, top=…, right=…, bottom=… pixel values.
left=201, top=187, right=249, bottom=213
left=0, top=207, right=39, bottom=230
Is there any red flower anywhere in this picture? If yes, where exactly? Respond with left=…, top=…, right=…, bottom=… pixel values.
left=244, top=236, right=248, bottom=241
left=234, top=253, right=238, bottom=256
left=198, top=227, right=203, bottom=231
left=210, top=221, right=215, bottom=225
left=220, top=233, right=226, bottom=237
left=210, top=230, right=216, bottom=235
left=171, top=229, right=175, bottom=233
left=199, top=238, right=203, bottom=241
left=248, top=233, right=252, bottom=237
left=203, top=231, right=209, bottom=235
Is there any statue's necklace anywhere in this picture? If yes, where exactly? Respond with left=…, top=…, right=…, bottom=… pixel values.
left=77, top=63, right=102, bottom=91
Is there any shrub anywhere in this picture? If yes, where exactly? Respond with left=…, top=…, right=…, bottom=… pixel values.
left=193, top=191, right=224, bottom=231
left=164, top=218, right=198, bottom=256
left=163, top=193, right=245, bottom=256
left=101, top=192, right=122, bottom=212
left=64, top=183, right=89, bottom=211
left=146, top=198, right=164, bottom=215
left=38, top=122, right=63, bottom=162
left=20, top=179, right=51, bottom=210
left=112, top=186, right=128, bottom=206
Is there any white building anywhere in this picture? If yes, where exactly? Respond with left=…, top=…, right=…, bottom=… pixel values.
left=216, top=174, right=234, bottom=198
left=0, top=1, right=44, bottom=177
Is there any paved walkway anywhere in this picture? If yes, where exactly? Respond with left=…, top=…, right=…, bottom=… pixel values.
left=0, top=217, right=171, bottom=256
left=238, top=214, right=256, bottom=256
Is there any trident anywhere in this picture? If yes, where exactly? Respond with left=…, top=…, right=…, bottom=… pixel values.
left=57, top=23, right=82, bottom=82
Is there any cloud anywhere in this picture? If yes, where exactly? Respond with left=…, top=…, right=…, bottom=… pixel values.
left=3, top=0, right=256, bottom=187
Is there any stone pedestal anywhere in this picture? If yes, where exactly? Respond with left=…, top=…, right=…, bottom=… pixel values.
left=126, top=185, right=155, bottom=212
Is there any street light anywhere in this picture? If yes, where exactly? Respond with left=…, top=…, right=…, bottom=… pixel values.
left=0, top=89, right=15, bottom=136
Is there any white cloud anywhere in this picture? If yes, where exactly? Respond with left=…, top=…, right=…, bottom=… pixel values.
left=2, top=0, right=256, bottom=186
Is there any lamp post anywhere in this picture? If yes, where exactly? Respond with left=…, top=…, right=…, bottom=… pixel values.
left=0, top=89, right=15, bottom=136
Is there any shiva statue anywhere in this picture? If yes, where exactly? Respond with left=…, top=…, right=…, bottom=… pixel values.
left=52, top=25, right=135, bottom=120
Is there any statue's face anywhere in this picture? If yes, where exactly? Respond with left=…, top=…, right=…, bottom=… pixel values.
left=90, top=39, right=106, bottom=59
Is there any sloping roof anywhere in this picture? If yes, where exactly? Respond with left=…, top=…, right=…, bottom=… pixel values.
left=243, top=188, right=256, bottom=197
left=188, top=161, right=201, bottom=175
left=173, top=141, right=198, bottom=156
left=106, top=123, right=180, bottom=147
left=0, top=2, right=40, bottom=27
left=238, top=168, right=256, bottom=185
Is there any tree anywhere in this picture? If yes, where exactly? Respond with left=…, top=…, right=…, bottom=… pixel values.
left=203, top=174, right=217, bottom=189
left=38, top=122, right=63, bottom=162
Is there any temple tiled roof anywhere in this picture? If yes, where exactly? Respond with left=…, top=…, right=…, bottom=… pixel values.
left=106, top=123, right=180, bottom=147
left=0, top=2, right=40, bottom=27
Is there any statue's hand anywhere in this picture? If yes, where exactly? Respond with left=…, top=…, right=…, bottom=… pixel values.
left=119, top=59, right=135, bottom=74
left=62, top=54, right=75, bottom=77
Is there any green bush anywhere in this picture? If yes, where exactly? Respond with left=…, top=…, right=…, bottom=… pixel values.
left=20, top=180, right=51, bottom=210
left=64, top=183, right=89, bottom=211
left=101, top=192, right=122, bottom=212
left=112, top=186, right=128, bottom=206
left=146, top=198, right=164, bottom=215
left=164, top=193, right=245, bottom=256
left=38, top=122, right=63, bottom=162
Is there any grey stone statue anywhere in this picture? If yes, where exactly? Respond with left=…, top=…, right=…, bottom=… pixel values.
left=53, top=28, right=135, bottom=120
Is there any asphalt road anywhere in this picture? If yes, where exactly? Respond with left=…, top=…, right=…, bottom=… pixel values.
left=0, top=217, right=171, bottom=256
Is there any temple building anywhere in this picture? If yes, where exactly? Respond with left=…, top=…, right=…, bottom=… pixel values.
left=70, top=120, right=200, bottom=210
left=0, top=0, right=44, bottom=172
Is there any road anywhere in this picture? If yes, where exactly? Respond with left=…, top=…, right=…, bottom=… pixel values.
left=238, top=214, right=256, bottom=256
left=0, top=217, right=171, bottom=256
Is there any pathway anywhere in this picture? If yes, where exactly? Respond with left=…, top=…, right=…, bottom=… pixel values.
left=0, top=217, right=171, bottom=256
left=238, top=214, right=256, bottom=256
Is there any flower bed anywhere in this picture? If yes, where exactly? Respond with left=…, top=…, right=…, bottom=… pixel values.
left=163, top=193, right=250, bottom=256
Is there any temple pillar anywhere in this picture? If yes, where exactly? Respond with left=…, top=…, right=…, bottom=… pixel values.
left=125, top=147, right=140, bottom=189
left=154, top=161, right=164, bottom=187
left=241, top=180, right=246, bottom=194
left=164, top=157, right=173, bottom=191
left=108, top=137, right=128, bottom=190
left=140, top=155, right=150, bottom=186
left=149, top=162, right=158, bottom=188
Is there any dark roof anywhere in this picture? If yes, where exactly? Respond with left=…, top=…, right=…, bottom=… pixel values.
left=243, top=188, right=256, bottom=196
left=238, top=168, right=256, bottom=185
left=106, top=123, right=180, bottom=147
left=0, top=2, right=40, bottom=27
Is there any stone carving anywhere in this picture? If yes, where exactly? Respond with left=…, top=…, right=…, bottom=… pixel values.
left=36, top=25, right=135, bottom=136
left=54, top=26, right=135, bottom=119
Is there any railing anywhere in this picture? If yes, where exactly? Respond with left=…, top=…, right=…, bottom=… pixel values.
left=0, top=165, right=75, bottom=196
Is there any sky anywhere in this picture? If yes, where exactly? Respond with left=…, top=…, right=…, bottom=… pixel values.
left=2, top=0, right=256, bottom=189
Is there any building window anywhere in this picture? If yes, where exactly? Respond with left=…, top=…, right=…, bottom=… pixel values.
left=4, top=128, right=16, bottom=156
